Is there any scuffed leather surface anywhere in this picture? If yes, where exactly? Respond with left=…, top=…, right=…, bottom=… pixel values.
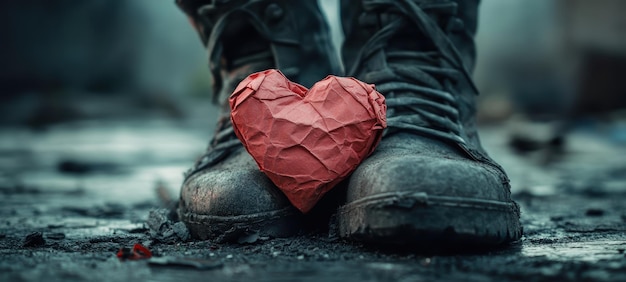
left=340, top=0, right=512, bottom=205
left=347, top=133, right=511, bottom=203
left=180, top=147, right=294, bottom=217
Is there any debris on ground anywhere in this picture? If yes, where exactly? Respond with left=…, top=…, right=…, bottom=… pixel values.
left=22, top=232, right=45, bottom=247
left=147, top=208, right=189, bottom=243
left=117, top=243, right=152, bottom=260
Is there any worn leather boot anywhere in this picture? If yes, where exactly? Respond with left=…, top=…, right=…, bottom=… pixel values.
left=176, top=0, right=341, bottom=239
left=338, top=0, right=522, bottom=246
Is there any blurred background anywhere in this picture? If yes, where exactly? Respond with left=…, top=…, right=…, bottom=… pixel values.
left=0, top=0, right=211, bottom=126
left=0, top=0, right=625, bottom=203
left=474, top=0, right=626, bottom=127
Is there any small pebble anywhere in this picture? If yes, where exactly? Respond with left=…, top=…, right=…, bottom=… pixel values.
left=23, top=232, right=45, bottom=247
left=585, top=209, right=604, bottom=217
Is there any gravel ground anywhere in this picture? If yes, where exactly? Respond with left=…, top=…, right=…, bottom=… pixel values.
left=1, top=119, right=625, bottom=281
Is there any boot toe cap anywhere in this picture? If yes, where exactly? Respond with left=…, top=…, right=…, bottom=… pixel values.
left=178, top=150, right=301, bottom=239
left=347, top=151, right=511, bottom=203
left=180, top=150, right=293, bottom=217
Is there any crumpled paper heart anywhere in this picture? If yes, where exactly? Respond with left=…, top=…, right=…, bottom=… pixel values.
left=229, top=69, right=386, bottom=213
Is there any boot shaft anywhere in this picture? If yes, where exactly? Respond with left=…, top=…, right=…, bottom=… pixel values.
left=339, top=0, right=504, bottom=173
left=176, top=0, right=344, bottom=179
left=341, top=0, right=480, bottom=73
left=176, top=0, right=342, bottom=102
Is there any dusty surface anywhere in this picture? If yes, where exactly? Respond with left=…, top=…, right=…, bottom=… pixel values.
left=1, top=118, right=625, bottom=281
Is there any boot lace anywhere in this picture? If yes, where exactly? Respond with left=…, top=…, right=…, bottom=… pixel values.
left=185, top=2, right=298, bottom=179
left=349, top=0, right=479, bottom=145
left=199, top=1, right=298, bottom=103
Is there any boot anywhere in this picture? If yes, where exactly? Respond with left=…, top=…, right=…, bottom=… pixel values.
left=176, top=0, right=341, bottom=239
left=338, top=0, right=522, bottom=246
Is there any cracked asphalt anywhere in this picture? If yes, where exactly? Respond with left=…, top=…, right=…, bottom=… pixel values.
left=1, top=118, right=625, bottom=281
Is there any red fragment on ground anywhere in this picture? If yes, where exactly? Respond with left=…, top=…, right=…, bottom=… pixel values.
left=230, top=69, right=387, bottom=213
left=117, top=243, right=152, bottom=260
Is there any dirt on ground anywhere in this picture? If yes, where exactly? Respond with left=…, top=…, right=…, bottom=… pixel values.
left=1, top=120, right=625, bottom=281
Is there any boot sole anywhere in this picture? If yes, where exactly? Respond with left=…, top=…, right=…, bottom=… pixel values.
left=337, top=191, right=522, bottom=247
left=179, top=206, right=302, bottom=241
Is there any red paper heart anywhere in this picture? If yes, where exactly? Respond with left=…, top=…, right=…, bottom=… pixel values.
left=229, top=69, right=386, bottom=213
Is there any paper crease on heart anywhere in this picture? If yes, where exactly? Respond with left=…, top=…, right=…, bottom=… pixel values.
left=230, top=69, right=386, bottom=213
